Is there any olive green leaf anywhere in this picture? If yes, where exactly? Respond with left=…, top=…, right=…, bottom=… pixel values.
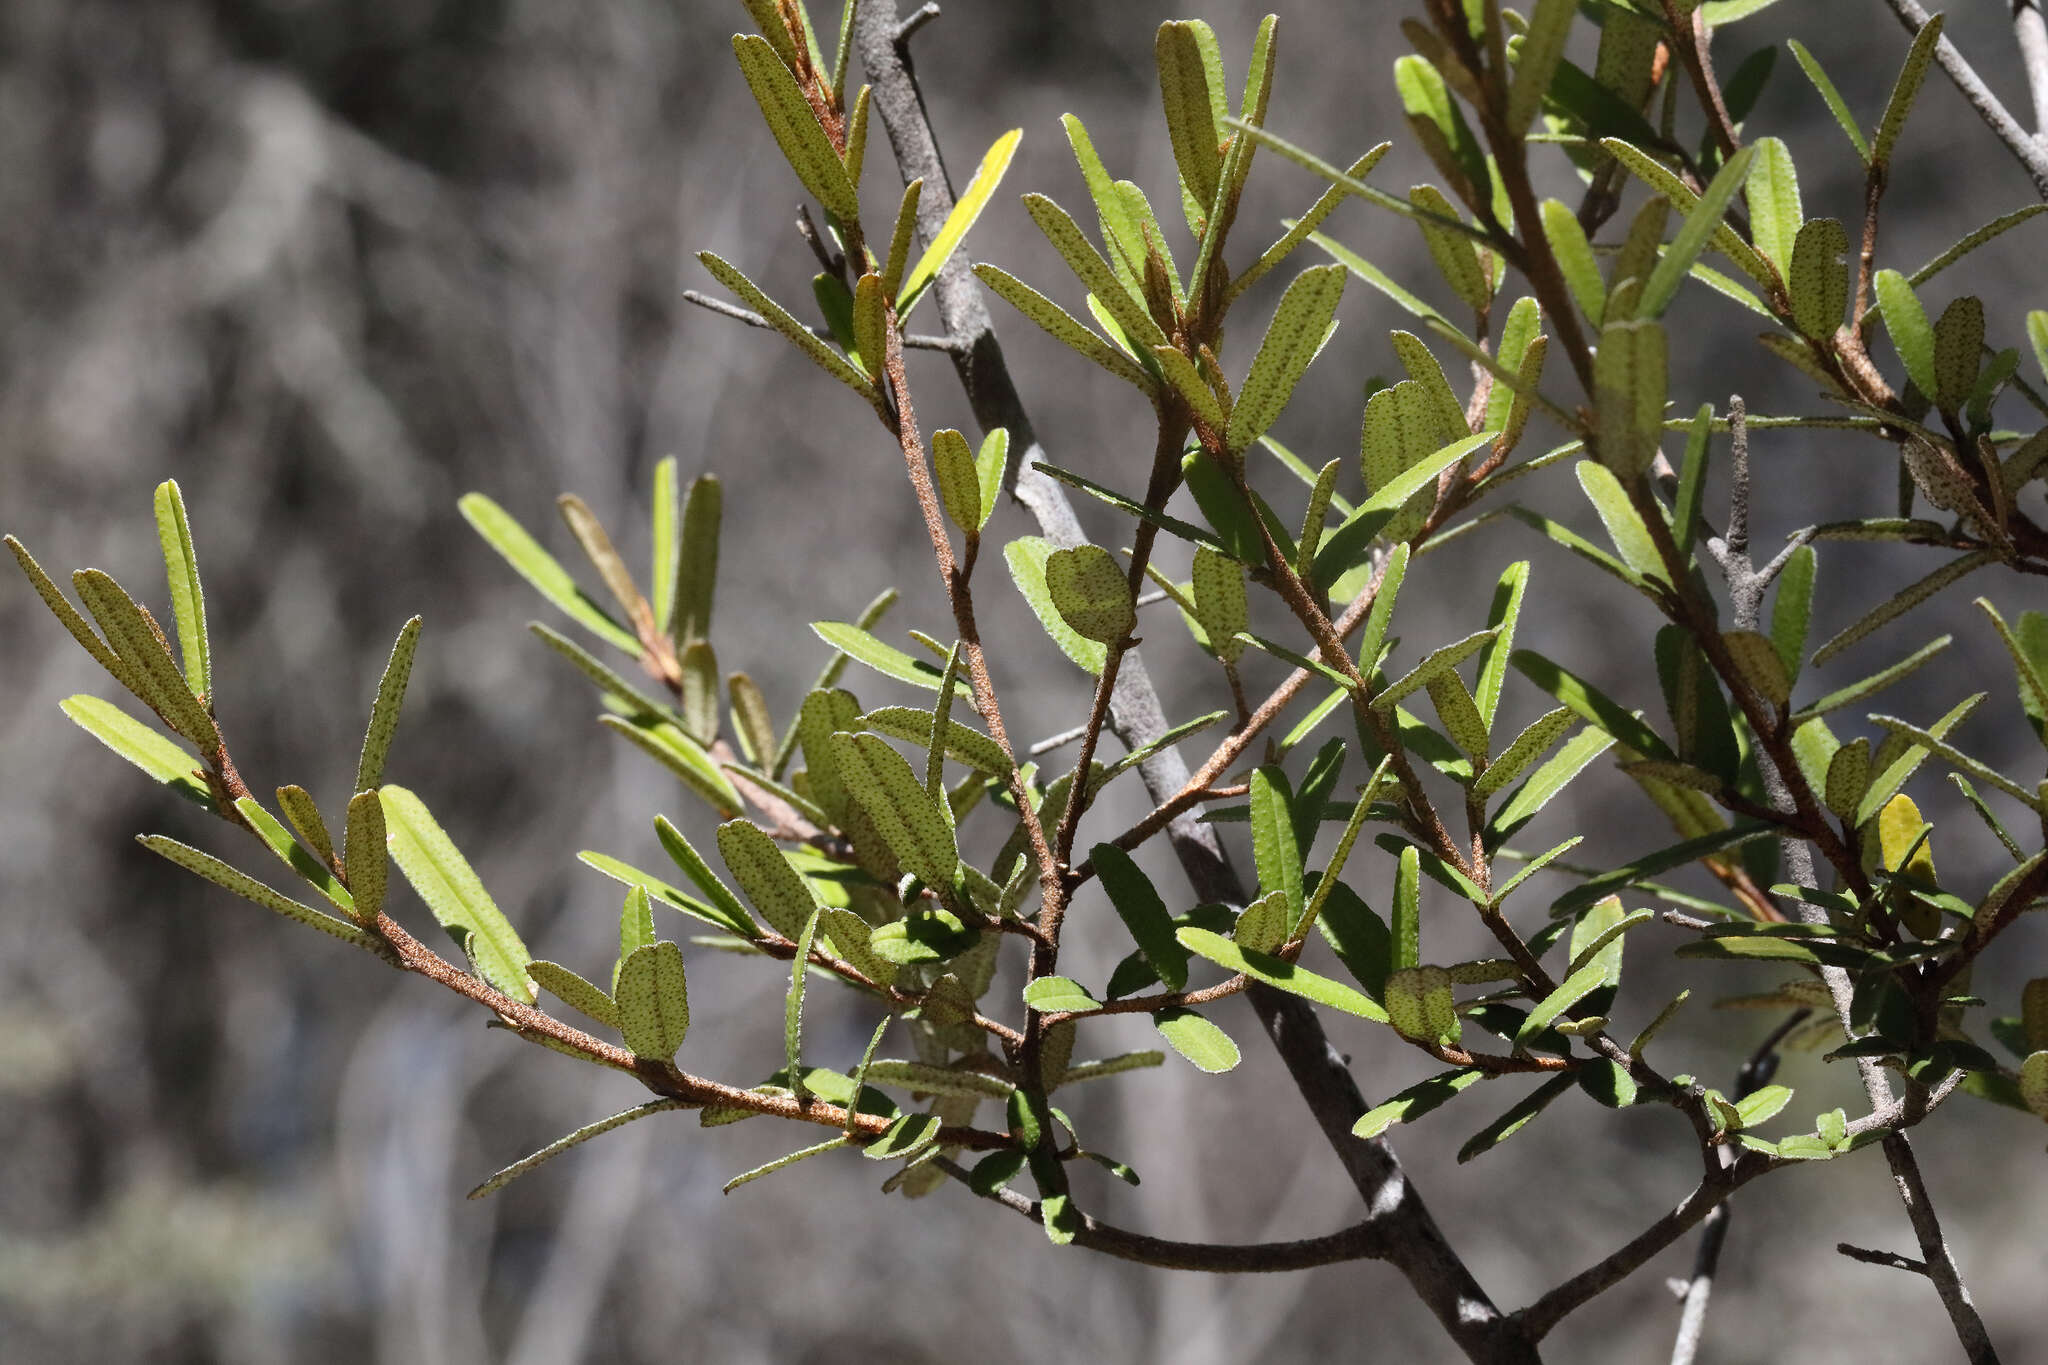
left=347, top=615, right=423, bottom=796
left=668, top=473, right=722, bottom=650
left=530, top=960, right=619, bottom=1031
left=1542, top=198, right=1605, bottom=326
left=277, top=785, right=334, bottom=868
left=1812, top=548, right=1997, bottom=665
left=468, top=1100, right=684, bottom=1199
left=140, top=835, right=380, bottom=951
left=70, top=570, right=219, bottom=753
left=1409, top=184, right=1489, bottom=313
left=1372, top=629, right=1498, bottom=712
left=1044, top=544, right=1135, bottom=645
left=784, top=907, right=820, bottom=1091
left=730, top=34, right=859, bottom=223
left=831, top=731, right=961, bottom=893
left=1871, top=11, right=1943, bottom=169
left=152, top=479, right=209, bottom=699
left=379, top=785, right=534, bottom=1001
left=1022, top=194, right=1165, bottom=353
left=616, top=940, right=689, bottom=1062
left=698, top=252, right=878, bottom=401
left=1385, top=965, right=1460, bottom=1045
left=1592, top=319, right=1667, bottom=480
left=808, top=620, right=967, bottom=695
left=7, top=535, right=143, bottom=691
left=1189, top=546, right=1247, bottom=664
left=973, top=264, right=1154, bottom=391
left=1509, top=0, right=1576, bottom=133
left=1156, top=20, right=1225, bottom=216
left=931, top=429, right=982, bottom=538
left=1931, top=295, right=1983, bottom=412
left=1023, top=976, right=1098, bottom=1014
left=1787, top=39, right=1870, bottom=160
left=459, top=494, right=640, bottom=654
left=1788, top=218, right=1848, bottom=339
left=1227, top=264, right=1345, bottom=454
left=715, top=819, right=818, bottom=941
left=1874, top=268, right=1937, bottom=399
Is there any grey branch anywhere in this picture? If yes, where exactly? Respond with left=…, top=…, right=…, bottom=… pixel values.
left=2015, top=1, right=2048, bottom=142
left=852, top=4, right=1532, bottom=1361
left=1878, top=0, right=2048, bottom=198
left=1838, top=1241, right=1931, bottom=1275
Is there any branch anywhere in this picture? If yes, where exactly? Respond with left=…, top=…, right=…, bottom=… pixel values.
left=1668, top=1009, right=1809, bottom=1365
left=931, top=1158, right=1386, bottom=1271
left=852, top=8, right=1534, bottom=1361
left=2018, top=2, right=2048, bottom=140
left=1878, top=0, right=2048, bottom=198
left=1878, top=1132, right=2002, bottom=1364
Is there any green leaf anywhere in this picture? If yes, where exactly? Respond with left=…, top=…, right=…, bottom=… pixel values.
left=1156, top=20, right=1225, bottom=215
left=1509, top=0, right=1577, bottom=134
left=832, top=731, right=962, bottom=892
left=340, top=790, right=386, bottom=925
left=1874, top=268, right=1937, bottom=399
left=1248, top=766, right=1304, bottom=926
left=235, top=796, right=354, bottom=916
left=6, top=535, right=142, bottom=692
left=1372, top=628, right=1497, bottom=712
left=617, top=883, right=655, bottom=988
left=459, top=494, right=640, bottom=654
left=1227, top=264, right=1346, bottom=454
left=975, top=429, right=1009, bottom=531
left=1577, top=1057, right=1638, bottom=1108
left=1743, top=138, right=1800, bottom=273
left=467, top=1099, right=684, bottom=1199
left=1723, top=628, right=1792, bottom=708
left=344, top=615, right=423, bottom=797
left=1178, top=928, right=1389, bottom=1022
left=1811, top=549, right=1998, bottom=666
left=1542, top=198, right=1605, bottom=326
left=653, top=817, right=762, bottom=936
left=530, top=959, right=619, bottom=1030
left=1770, top=545, right=1817, bottom=681
left=698, top=252, right=878, bottom=402
left=851, top=270, right=889, bottom=384
left=1786, top=39, right=1871, bottom=161
left=379, top=785, right=534, bottom=1001
left=1869, top=713, right=2037, bottom=808
left=70, top=569, right=219, bottom=753
left=1154, top=1007, right=1239, bottom=1073
left=861, top=1059, right=1011, bottom=1100
left=1022, top=194, right=1165, bottom=354
left=1392, top=843, right=1421, bottom=972
left=715, top=819, right=819, bottom=941
left=140, top=835, right=380, bottom=951
left=1855, top=692, right=1984, bottom=826
left=1823, top=738, right=1872, bottom=819
left=863, top=1112, right=942, bottom=1162
left=1489, top=727, right=1620, bottom=842
left=1023, top=976, right=1098, bottom=1013
left=600, top=714, right=744, bottom=817
left=808, top=620, right=967, bottom=695
left=1792, top=634, right=1950, bottom=721
left=1909, top=206, right=2048, bottom=296
left=1410, top=184, right=1490, bottom=313
left=1471, top=561, right=1529, bottom=732
left=1457, top=1073, right=1575, bottom=1163
left=899, top=129, right=1022, bottom=316
left=1316, top=432, right=1492, bottom=584
left=1188, top=545, right=1247, bottom=664
left=673, top=474, right=722, bottom=649
left=1510, top=649, right=1669, bottom=758
left=817, top=906, right=898, bottom=989
left=1353, top=1068, right=1484, bottom=1138
left=974, top=264, right=1154, bottom=391
left=1473, top=706, right=1577, bottom=800
left=1576, top=460, right=1667, bottom=583
left=1311, top=229, right=1445, bottom=324
left=1519, top=958, right=1615, bottom=1044
left=1931, top=295, right=1984, bottom=412
left=1093, top=843, right=1188, bottom=992
left=862, top=705, right=1012, bottom=775
left=1592, top=318, right=1667, bottom=479
left=650, top=458, right=679, bottom=635
left=1233, top=147, right=1392, bottom=302
left=1601, top=139, right=1774, bottom=291
left=931, top=429, right=983, bottom=538
left=58, top=695, right=210, bottom=809
left=871, top=910, right=979, bottom=966
left=1871, top=11, right=1944, bottom=168
left=1044, top=544, right=1134, bottom=645
left=276, top=785, right=334, bottom=869
left=784, top=908, right=820, bottom=1090
left=1005, top=537, right=1108, bottom=673
left=556, top=494, right=643, bottom=627
left=726, top=1135, right=852, bottom=1191
left=151, top=480, right=208, bottom=699
left=730, top=34, right=859, bottom=222
left=1640, top=144, right=1758, bottom=319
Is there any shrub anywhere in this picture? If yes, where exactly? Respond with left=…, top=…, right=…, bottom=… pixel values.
left=13, top=2, right=2048, bottom=1359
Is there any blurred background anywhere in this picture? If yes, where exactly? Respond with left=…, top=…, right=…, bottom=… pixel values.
left=4, top=1, right=2046, bottom=1361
